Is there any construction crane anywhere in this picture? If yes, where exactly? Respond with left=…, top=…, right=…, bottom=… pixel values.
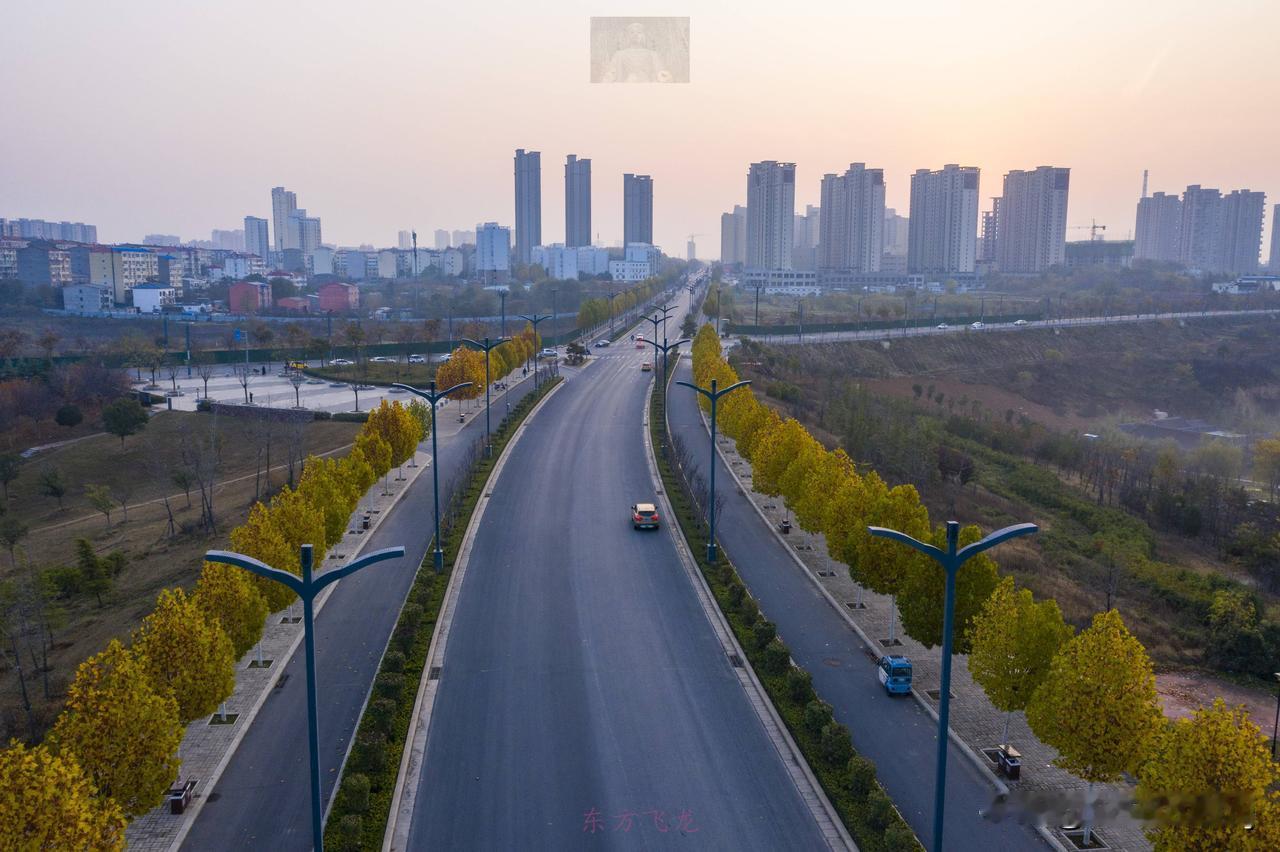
left=1068, top=220, right=1107, bottom=241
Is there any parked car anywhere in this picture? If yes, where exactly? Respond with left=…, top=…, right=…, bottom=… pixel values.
left=409, top=353, right=427, bottom=363
left=1013, top=319, right=1029, bottom=327
left=970, top=321, right=986, bottom=330
left=640, top=361, right=653, bottom=372
left=631, top=503, right=660, bottom=530
left=331, top=358, right=354, bottom=366
left=877, top=655, right=913, bottom=695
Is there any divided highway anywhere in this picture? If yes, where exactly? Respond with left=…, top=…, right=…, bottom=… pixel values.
left=402, top=304, right=831, bottom=848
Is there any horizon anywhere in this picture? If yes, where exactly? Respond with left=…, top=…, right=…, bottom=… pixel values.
left=2, top=0, right=1277, bottom=260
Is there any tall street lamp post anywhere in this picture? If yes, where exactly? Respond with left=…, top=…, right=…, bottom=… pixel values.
left=642, top=337, right=688, bottom=400
left=675, top=377, right=751, bottom=563
left=392, top=380, right=474, bottom=571
left=866, top=520, right=1039, bottom=852
left=517, top=313, right=550, bottom=389
left=204, top=543, right=406, bottom=852
left=461, top=336, right=509, bottom=456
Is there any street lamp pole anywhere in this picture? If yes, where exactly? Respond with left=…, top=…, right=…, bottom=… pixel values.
left=642, top=337, right=689, bottom=401
left=675, top=377, right=751, bottom=563
left=392, top=380, right=473, bottom=571
left=461, top=336, right=510, bottom=457
left=204, top=543, right=406, bottom=852
left=499, top=290, right=507, bottom=338
left=517, top=313, right=550, bottom=390
left=755, top=284, right=762, bottom=328
left=1272, top=672, right=1280, bottom=760
left=867, top=520, right=1039, bottom=852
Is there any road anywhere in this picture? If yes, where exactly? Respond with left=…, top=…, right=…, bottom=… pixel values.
left=666, top=356, right=1048, bottom=852
left=734, top=306, right=1280, bottom=345
left=182, top=377, right=540, bottom=850
left=403, top=294, right=829, bottom=849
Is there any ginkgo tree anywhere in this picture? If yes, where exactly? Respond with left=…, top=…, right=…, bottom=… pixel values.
left=966, top=577, right=1073, bottom=745
left=1027, top=610, right=1164, bottom=847
left=0, top=740, right=126, bottom=850
left=849, top=479, right=929, bottom=644
left=194, top=560, right=269, bottom=658
left=897, top=523, right=1001, bottom=654
left=47, top=639, right=183, bottom=817
left=229, top=502, right=298, bottom=612
left=133, top=587, right=236, bottom=723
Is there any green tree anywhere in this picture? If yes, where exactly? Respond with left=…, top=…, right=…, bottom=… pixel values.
left=1026, top=610, right=1163, bottom=845
left=133, top=587, right=236, bottom=722
left=967, top=577, right=1073, bottom=744
left=101, top=397, right=148, bottom=449
left=0, top=741, right=126, bottom=851
left=47, top=640, right=183, bottom=817
left=0, top=515, right=28, bottom=568
left=1251, top=437, right=1280, bottom=502
left=1136, top=699, right=1277, bottom=851
left=85, top=483, right=114, bottom=528
left=1205, top=589, right=1268, bottom=675
left=75, top=539, right=123, bottom=607
left=897, top=524, right=1001, bottom=653
left=54, top=403, right=83, bottom=428
left=37, top=465, right=67, bottom=509
left=0, top=453, right=20, bottom=501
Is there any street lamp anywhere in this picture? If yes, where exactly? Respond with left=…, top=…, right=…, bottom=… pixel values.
left=1272, top=672, right=1280, bottom=760
left=517, top=313, right=550, bottom=389
left=461, top=336, right=510, bottom=456
left=674, top=377, right=751, bottom=563
left=391, top=380, right=473, bottom=571
left=498, top=290, right=507, bottom=338
left=866, top=520, right=1039, bottom=852
left=204, top=543, right=406, bottom=852
left=642, top=336, right=689, bottom=398
left=755, top=284, right=763, bottom=328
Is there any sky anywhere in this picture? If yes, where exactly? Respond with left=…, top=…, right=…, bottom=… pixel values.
left=2, top=0, right=1278, bottom=262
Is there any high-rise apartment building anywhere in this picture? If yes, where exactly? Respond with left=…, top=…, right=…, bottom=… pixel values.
left=979, top=201, right=999, bottom=263
left=907, top=165, right=979, bottom=275
left=817, top=164, right=884, bottom=272
left=745, top=161, right=796, bottom=270
left=623, top=173, right=654, bottom=247
left=1270, top=205, right=1280, bottom=271
left=720, top=205, right=747, bottom=266
left=1179, top=185, right=1222, bottom=271
left=398, top=230, right=413, bottom=250
left=1134, top=192, right=1182, bottom=263
left=287, top=210, right=322, bottom=255
left=993, top=167, right=1070, bottom=273
left=1217, top=190, right=1266, bottom=275
left=565, top=155, right=592, bottom=247
left=434, top=229, right=450, bottom=250
left=244, top=216, right=270, bottom=260
left=451, top=229, right=474, bottom=247
left=476, top=222, right=511, bottom=274
left=0, top=218, right=97, bottom=242
left=514, top=149, right=541, bottom=266
left=884, top=208, right=910, bottom=257
left=271, top=186, right=298, bottom=251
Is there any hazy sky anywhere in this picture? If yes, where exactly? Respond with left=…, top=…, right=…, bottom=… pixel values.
left=3, top=0, right=1278, bottom=260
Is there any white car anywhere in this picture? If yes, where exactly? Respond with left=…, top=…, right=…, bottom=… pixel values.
left=970, top=321, right=985, bottom=330
left=1013, top=319, right=1029, bottom=327
left=936, top=323, right=949, bottom=330
left=370, top=356, right=395, bottom=363
left=330, top=358, right=354, bottom=366
left=539, top=348, right=557, bottom=358
left=408, top=354, right=427, bottom=363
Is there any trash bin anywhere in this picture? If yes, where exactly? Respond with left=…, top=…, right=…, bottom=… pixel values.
left=998, top=747, right=1021, bottom=780
left=779, top=520, right=792, bottom=534
left=361, top=515, right=371, bottom=531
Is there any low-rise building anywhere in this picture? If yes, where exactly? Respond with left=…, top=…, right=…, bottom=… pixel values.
left=62, top=283, right=113, bottom=313
left=131, top=282, right=176, bottom=313
left=276, top=296, right=312, bottom=313
left=228, top=280, right=271, bottom=313
left=318, top=282, right=359, bottom=312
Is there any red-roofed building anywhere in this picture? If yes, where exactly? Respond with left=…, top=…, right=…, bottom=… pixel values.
left=318, top=282, right=359, bottom=313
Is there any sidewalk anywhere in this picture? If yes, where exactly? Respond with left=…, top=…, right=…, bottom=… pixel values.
left=704, top=416, right=1152, bottom=852
left=124, top=372, right=533, bottom=852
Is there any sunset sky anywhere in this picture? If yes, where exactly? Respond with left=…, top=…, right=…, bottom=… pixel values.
left=3, top=0, right=1277, bottom=260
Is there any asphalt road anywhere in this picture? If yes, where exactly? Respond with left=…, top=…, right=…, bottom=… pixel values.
left=182, top=377, right=540, bottom=850
left=666, top=356, right=1048, bottom=852
left=404, top=302, right=828, bottom=849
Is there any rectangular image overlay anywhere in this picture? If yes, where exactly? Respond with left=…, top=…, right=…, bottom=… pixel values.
left=590, top=17, right=690, bottom=84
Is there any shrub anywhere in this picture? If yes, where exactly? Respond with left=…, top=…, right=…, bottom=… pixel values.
left=883, top=823, right=918, bottom=851
left=331, top=814, right=363, bottom=852
left=55, top=404, right=83, bottom=427
left=820, top=722, right=853, bottom=767
left=332, top=411, right=370, bottom=423
left=846, top=755, right=877, bottom=797
left=785, top=667, right=814, bottom=704
left=356, top=732, right=387, bottom=774
left=373, top=672, right=404, bottom=701
left=382, top=650, right=405, bottom=673
left=368, top=698, right=397, bottom=735
left=342, top=773, right=371, bottom=813
left=726, top=581, right=745, bottom=607
left=760, top=638, right=791, bottom=675
left=867, top=789, right=895, bottom=831
left=738, top=596, right=759, bottom=625
left=803, top=699, right=833, bottom=738
left=752, top=620, right=777, bottom=650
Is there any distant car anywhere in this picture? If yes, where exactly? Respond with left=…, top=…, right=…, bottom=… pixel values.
left=370, top=356, right=395, bottom=363
left=970, top=321, right=986, bottom=330
left=936, top=323, right=949, bottom=330
left=539, top=347, right=557, bottom=358
left=305, top=379, right=324, bottom=385
left=436, top=353, right=452, bottom=363
left=1013, top=319, right=1029, bottom=327
left=641, top=361, right=653, bottom=372
left=331, top=358, right=354, bottom=366
left=408, top=354, right=427, bottom=363
left=631, top=503, right=660, bottom=530
left=594, top=339, right=610, bottom=348
left=635, top=337, right=645, bottom=349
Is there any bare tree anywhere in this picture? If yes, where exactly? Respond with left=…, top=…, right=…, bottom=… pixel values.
left=233, top=362, right=253, bottom=404
left=195, top=358, right=217, bottom=400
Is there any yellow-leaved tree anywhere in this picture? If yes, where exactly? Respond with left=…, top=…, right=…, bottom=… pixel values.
left=795, top=449, right=855, bottom=534
left=1136, top=698, right=1278, bottom=851
left=298, top=455, right=359, bottom=546
left=229, top=501, right=298, bottom=611
left=1026, top=609, right=1164, bottom=846
left=848, top=478, right=928, bottom=644
left=194, top=560, right=269, bottom=658
left=366, top=400, right=421, bottom=469
left=133, top=587, right=236, bottom=722
left=966, top=576, right=1073, bottom=745
left=48, top=639, right=182, bottom=817
left=354, top=430, right=393, bottom=480
left=341, top=443, right=377, bottom=494
left=436, top=346, right=485, bottom=414
left=751, top=417, right=811, bottom=496
left=897, top=523, right=1001, bottom=654
left=0, top=740, right=126, bottom=850
left=270, top=484, right=329, bottom=565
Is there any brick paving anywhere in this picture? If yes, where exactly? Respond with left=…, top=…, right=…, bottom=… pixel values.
left=708, top=422, right=1153, bottom=852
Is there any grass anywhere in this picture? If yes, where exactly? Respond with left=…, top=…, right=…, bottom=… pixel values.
left=0, top=411, right=361, bottom=741
left=323, top=377, right=562, bottom=852
left=649, top=363, right=921, bottom=852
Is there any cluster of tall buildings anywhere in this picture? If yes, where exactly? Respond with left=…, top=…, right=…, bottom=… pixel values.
left=0, top=217, right=97, bottom=243
left=1135, top=183, right=1269, bottom=274
left=722, top=160, right=1071, bottom=281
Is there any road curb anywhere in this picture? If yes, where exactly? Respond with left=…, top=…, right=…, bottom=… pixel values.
left=164, top=446, right=428, bottom=852
left=644, top=361, right=857, bottom=852
left=383, top=378, right=566, bottom=852
left=696, top=403, right=1015, bottom=801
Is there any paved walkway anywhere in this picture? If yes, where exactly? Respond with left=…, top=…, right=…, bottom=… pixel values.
left=124, top=370, right=535, bottom=852
left=705, top=416, right=1151, bottom=852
